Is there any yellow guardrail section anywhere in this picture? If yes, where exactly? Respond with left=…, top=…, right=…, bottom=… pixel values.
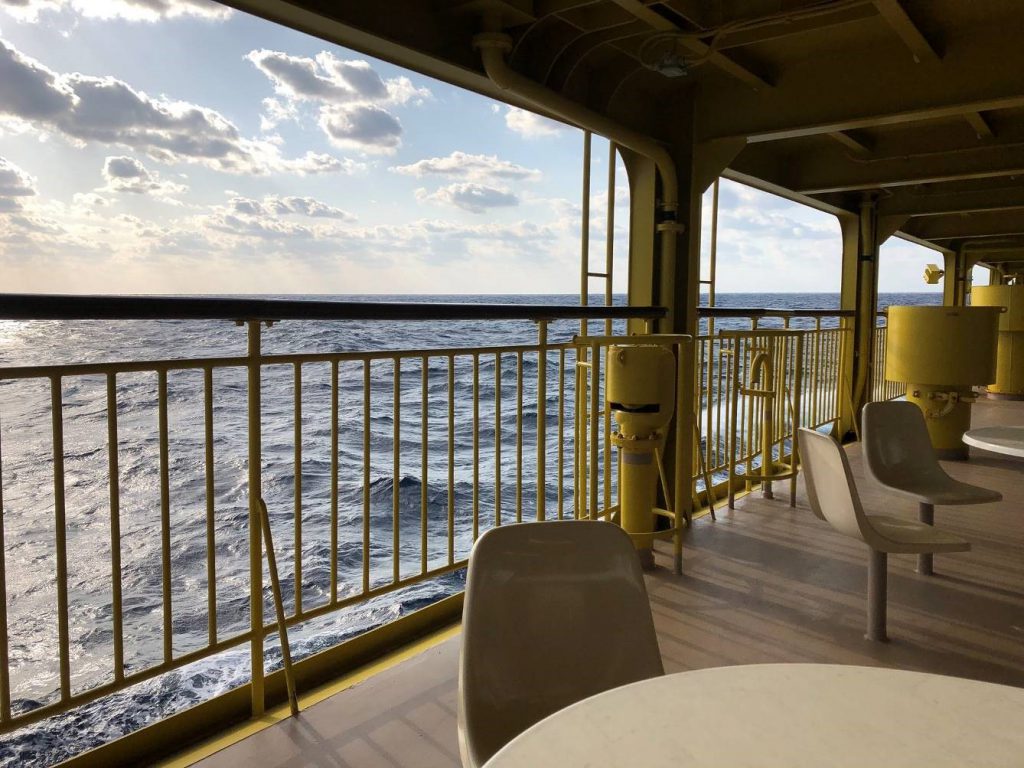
left=0, top=298, right=892, bottom=755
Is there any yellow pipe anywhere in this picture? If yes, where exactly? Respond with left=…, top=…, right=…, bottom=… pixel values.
left=158, top=369, right=172, bottom=664
left=536, top=321, right=548, bottom=521
left=393, top=359, right=401, bottom=582
left=246, top=320, right=264, bottom=717
left=107, top=373, right=125, bottom=680
left=494, top=351, right=502, bottom=526
left=362, top=360, right=371, bottom=594
left=330, top=360, right=339, bottom=603
left=291, top=364, right=301, bottom=616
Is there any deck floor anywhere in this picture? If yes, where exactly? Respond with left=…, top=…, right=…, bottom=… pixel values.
left=188, top=399, right=1024, bottom=768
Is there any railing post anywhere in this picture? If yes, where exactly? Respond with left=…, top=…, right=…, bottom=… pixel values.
left=246, top=319, right=265, bottom=718
left=536, top=320, right=548, bottom=521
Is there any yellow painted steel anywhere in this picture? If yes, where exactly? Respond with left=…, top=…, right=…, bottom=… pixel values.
left=536, top=321, right=548, bottom=521
left=51, top=376, right=71, bottom=702
left=257, top=499, right=298, bottom=718
left=107, top=373, right=126, bottom=679
left=393, top=358, right=401, bottom=582
left=330, top=360, right=339, bottom=602
left=246, top=320, right=265, bottom=718
left=472, top=353, right=479, bottom=540
left=494, top=352, right=502, bottom=526
left=971, top=285, right=1024, bottom=397
left=158, top=369, right=172, bottom=664
left=362, top=360, right=371, bottom=593
left=291, top=363, right=302, bottom=616
left=886, top=305, right=1000, bottom=457
left=0, top=407, right=10, bottom=721
left=421, top=356, right=429, bottom=574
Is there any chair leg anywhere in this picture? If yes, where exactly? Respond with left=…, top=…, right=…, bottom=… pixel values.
left=917, top=502, right=934, bottom=576
left=866, top=549, right=889, bottom=642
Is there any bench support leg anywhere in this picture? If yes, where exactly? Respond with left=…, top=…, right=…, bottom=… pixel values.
left=917, top=502, right=934, bottom=576
left=867, top=549, right=889, bottom=642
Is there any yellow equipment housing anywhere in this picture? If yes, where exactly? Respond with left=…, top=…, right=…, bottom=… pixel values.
left=971, top=285, right=1024, bottom=398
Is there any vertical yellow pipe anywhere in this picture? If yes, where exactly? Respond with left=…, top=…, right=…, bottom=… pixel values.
left=393, top=358, right=401, bottom=584
left=447, top=356, right=455, bottom=564
left=158, top=369, right=172, bottom=664
left=536, top=322, right=547, bottom=521
left=494, top=352, right=502, bottom=527
left=589, top=343, right=599, bottom=520
left=516, top=352, right=523, bottom=523
left=256, top=500, right=299, bottom=718
left=50, top=378, right=70, bottom=704
left=421, top=357, right=428, bottom=574
left=330, top=361, right=339, bottom=604
left=472, top=355, right=479, bottom=540
left=580, top=130, right=592, bottom=315
left=603, top=143, right=616, bottom=517
left=0, top=407, right=11, bottom=721
left=246, top=320, right=264, bottom=718
left=557, top=348, right=565, bottom=520
left=106, top=373, right=125, bottom=679
left=291, top=364, right=301, bottom=616
left=204, top=368, right=217, bottom=643
left=362, top=361, right=371, bottom=594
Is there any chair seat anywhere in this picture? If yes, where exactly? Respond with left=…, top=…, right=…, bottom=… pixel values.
left=880, top=476, right=1002, bottom=506
left=866, top=514, right=972, bottom=555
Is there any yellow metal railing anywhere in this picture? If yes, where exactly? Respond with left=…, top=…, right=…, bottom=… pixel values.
left=871, top=320, right=904, bottom=402
left=0, top=297, right=662, bottom=739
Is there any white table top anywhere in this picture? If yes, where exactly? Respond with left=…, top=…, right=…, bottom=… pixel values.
left=483, top=664, right=1024, bottom=768
left=963, top=425, right=1024, bottom=457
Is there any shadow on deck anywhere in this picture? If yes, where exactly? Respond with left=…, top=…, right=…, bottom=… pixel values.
left=185, top=399, right=1024, bottom=768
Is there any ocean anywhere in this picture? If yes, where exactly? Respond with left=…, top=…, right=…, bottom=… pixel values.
left=0, top=292, right=939, bottom=766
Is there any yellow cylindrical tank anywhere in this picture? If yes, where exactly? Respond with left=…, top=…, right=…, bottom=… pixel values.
left=971, top=285, right=1024, bottom=397
left=885, top=306, right=1000, bottom=459
left=607, top=344, right=676, bottom=563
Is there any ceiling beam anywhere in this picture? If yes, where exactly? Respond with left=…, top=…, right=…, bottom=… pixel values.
left=828, top=131, right=871, bottom=155
left=873, top=0, right=940, bottom=63
left=699, top=19, right=1024, bottom=142
left=879, top=185, right=1024, bottom=217
left=963, top=111, right=994, bottom=139
left=608, top=0, right=771, bottom=89
left=713, top=3, right=880, bottom=51
left=791, top=143, right=1024, bottom=194
left=902, top=210, right=1024, bottom=241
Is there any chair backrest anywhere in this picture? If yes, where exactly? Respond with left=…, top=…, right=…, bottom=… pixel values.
left=797, top=428, right=874, bottom=545
left=862, top=401, right=948, bottom=488
left=458, top=520, right=664, bottom=768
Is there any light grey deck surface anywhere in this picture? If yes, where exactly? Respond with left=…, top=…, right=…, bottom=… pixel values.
left=192, top=399, right=1024, bottom=768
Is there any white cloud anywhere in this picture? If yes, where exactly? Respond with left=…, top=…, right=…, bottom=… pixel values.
left=0, top=38, right=351, bottom=175
left=0, top=0, right=230, bottom=22
left=100, top=155, right=188, bottom=201
left=391, top=151, right=541, bottom=183
left=415, top=182, right=519, bottom=214
left=0, top=155, right=36, bottom=212
left=504, top=106, right=565, bottom=139
left=227, top=194, right=355, bottom=221
left=318, top=104, right=402, bottom=155
left=247, top=48, right=430, bottom=154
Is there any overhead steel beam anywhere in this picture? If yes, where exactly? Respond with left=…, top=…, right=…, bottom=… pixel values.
left=873, top=0, right=940, bottom=63
left=964, top=111, right=994, bottom=139
left=792, top=142, right=1024, bottom=194
left=828, top=131, right=871, bottom=155
left=903, top=209, right=1024, bottom=241
left=699, top=21, right=1024, bottom=142
left=879, top=185, right=1024, bottom=217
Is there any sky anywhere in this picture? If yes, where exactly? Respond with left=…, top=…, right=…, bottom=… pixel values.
left=0, top=0, right=943, bottom=295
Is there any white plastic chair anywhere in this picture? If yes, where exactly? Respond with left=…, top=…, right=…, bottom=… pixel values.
left=458, top=520, right=663, bottom=767
left=797, top=428, right=970, bottom=642
left=862, top=401, right=1000, bottom=575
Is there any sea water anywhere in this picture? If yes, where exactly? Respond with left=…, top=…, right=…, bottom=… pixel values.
left=0, top=293, right=938, bottom=766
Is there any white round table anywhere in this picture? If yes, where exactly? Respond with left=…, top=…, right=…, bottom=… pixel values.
left=963, top=426, right=1024, bottom=457
left=483, top=664, right=1024, bottom=767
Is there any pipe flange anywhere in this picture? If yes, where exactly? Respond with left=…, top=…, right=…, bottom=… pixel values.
left=472, top=32, right=513, bottom=52
left=656, top=221, right=686, bottom=233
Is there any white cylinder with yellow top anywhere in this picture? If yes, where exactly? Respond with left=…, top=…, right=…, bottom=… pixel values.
left=885, top=306, right=1000, bottom=459
left=970, top=285, right=1024, bottom=397
left=606, top=344, right=676, bottom=565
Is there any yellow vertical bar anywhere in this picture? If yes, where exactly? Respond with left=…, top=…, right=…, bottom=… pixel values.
left=421, top=356, right=428, bottom=574
left=393, top=358, right=401, bottom=584
left=0, top=406, right=11, bottom=721
left=536, top=322, right=547, bottom=521
left=256, top=500, right=299, bottom=718
left=580, top=130, right=592, bottom=311
left=362, top=361, right=371, bottom=594
left=292, top=363, right=301, bottom=615
left=673, top=343, right=687, bottom=531
left=329, top=360, right=339, bottom=604
left=204, top=368, right=217, bottom=644
left=605, top=141, right=616, bottom=311
left=516, top=352, right=523, bottom=523
left=811, top=319, right=821, bottom=427
left=472, top=354, right=479, bottom=540
left=495, top=352, right=502, bottom=527
left=51, top=378, right=70, bottom=701
left=246, top=320, right=264, bottom=718
left=158, top=369, right=172, bottom=665
left=574, top=359, right=582, bottom=520
left=557, top=348, right=565, bottom=520
left=447, top=356, right=455, bottom=564
left=107, top=374, right=125, bottom=678
left=589, top=343, right=599, bottom=520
